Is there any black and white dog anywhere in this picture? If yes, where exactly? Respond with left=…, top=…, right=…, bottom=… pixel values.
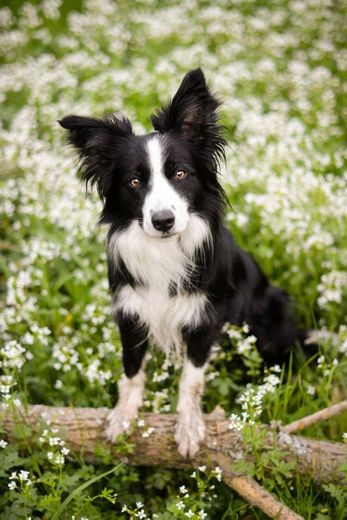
left=59, top=69, right=314, bottom=457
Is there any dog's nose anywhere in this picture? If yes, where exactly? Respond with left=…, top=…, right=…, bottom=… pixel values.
left=151, top=210, right=175, bottom=232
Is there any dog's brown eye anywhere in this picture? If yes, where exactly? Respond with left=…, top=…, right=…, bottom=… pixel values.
left=175, top=170, right=187, bottom=180
left=129, top=177, right=140, bottom=188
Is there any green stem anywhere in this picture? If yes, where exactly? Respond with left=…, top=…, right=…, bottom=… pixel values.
left=51, top=463, right=123, bottom=520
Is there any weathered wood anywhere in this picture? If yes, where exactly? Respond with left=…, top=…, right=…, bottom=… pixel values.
left=1, top=405, right=345, bottom=483
left=282, top=400, right=347, bottom=434
left=223, top=475, right=304, bottom=520
left=1, top=405, right=346, bottom=519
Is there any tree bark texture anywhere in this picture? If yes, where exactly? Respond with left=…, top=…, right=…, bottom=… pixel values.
left=2, top=405, right=346, bottom=488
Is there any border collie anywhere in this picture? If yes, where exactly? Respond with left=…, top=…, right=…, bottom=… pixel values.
left=59, top=68, right=315, bottom=457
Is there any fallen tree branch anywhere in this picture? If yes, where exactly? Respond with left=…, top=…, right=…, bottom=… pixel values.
left=1, top=405, right=346, bottom=519
left=282, top=400, right=347, bottom=434
left=223, top=474, right=304, bottom=520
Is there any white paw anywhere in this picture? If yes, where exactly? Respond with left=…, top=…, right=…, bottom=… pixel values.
left=105, top=406, right=136, bottom=443
left=175, top=409, right=206, bottom=458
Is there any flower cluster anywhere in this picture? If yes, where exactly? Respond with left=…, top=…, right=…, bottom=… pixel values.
left=8, top=470, right=33, bottom=492
left=167, top=466, right=223, bottom=518
left=38, top=426, right=70, bottom=466
left=224, top=323, right=258, bottom=356
left=229, top=366, right=281, bottom=430
left=137, top=418, right=155, bottom=439
left=0, top=373, right=21, bottom=409
left=0, top=340, right=26, bottom=370
left=121, top=502, right=155, bottom=519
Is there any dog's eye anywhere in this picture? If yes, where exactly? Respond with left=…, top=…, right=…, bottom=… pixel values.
left=175, top=170, right=187, bottom=180
left=129, top=177, right=140, bottom=188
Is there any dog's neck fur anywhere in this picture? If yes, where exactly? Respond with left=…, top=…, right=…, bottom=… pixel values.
left=108, top=215, right=212, bottom=291
left=108, top=216, right=212, bottom=357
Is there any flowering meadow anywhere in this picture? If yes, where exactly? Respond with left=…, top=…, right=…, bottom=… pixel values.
left=1, top=0, right=347, bottom=518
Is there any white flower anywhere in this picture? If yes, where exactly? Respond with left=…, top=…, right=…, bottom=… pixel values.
left=8, top=481, right=16, bottom=490
left=228, top=413, right=244, bottom=431
left=142, top=427, right=155, bottom=438
left=54, top=453, right=65, bottom=465
left=0, top=439, right=8, bottom=448
left=18, top=470, right=29, bottom=481
left=48, top=436, right=60, bottom=446
left=317, top=356, right=325, bottom=366
left=306, top=385, right=315, bottom=396
left=213, top=466, right=222, bottom=482
left=242, top=323, right=250, bottom=333
left=176, top=500, right=185, bottom=511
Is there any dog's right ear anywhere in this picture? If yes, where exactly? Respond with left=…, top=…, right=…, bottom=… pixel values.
left=151, top=69, right=226, bottom=171
left=58, top=115, right=133, bottom=200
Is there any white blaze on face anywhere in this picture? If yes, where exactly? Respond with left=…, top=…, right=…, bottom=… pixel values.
left=143, top=136, right=189, bottom=237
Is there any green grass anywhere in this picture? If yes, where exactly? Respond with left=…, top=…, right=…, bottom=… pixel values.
left=0, top=0, right=346, bottom=518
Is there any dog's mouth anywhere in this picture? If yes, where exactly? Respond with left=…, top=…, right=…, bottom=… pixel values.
left=140, top=223, right=178, bottom=239
left=147, top=229, right=179, bottom=240
left=158, top=231, right=177, bottom=239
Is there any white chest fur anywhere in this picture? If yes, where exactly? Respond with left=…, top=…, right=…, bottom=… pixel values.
left=115, top=285, right=207, bottom=355
left=108, top=218, right=211, bottom=355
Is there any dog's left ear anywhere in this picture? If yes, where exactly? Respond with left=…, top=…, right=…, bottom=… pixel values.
left=151, top=68, right=225, bottom=161
left=58, top=114, right=133, bottom=200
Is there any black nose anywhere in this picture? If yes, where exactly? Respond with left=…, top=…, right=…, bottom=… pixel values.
left=151, top=210, right=175, bottom=232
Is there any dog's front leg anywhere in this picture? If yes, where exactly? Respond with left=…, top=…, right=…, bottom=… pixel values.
left=175, top=326, right=213, bottom=458
left=105, top=313, right=148, bottom=442
left=175, top=359, right=206, bottom=458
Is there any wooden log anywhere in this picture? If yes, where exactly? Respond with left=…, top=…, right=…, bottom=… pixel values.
left=1, top=404, right=345, bottom=487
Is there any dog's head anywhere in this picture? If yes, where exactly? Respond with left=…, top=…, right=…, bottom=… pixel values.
left=59, top=68, right=226, bottom=238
